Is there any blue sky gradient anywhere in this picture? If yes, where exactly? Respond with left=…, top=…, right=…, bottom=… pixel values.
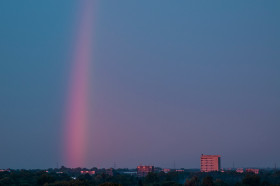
left=0, top=0, right=279, bottom=169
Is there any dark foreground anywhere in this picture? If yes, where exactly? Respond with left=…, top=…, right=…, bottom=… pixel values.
left=1, top=168, right=280, bottom=186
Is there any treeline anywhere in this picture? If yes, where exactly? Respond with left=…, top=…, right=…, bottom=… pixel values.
left=1, top=169, right=280, bottom=186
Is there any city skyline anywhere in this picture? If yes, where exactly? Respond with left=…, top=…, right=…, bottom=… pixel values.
left=0, top=0, right=280, bottom=169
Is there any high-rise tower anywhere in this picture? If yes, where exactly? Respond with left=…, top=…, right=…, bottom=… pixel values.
left=201, top=154, right=221, bottom=172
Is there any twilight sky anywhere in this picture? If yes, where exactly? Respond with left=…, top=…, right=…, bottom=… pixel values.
left=0, top=0, right=280, bottom=169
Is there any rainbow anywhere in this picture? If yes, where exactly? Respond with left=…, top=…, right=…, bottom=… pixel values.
left=63, top=0, right=95, bottom=168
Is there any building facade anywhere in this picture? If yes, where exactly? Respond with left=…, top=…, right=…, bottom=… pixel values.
left=80, top=170, right=95, bottom=175
left=106, top=168, right=114, bottom=176
left=246, top=168, right=259, bottom=174
left=137, top=165, right=154, bottom=177
left=236, top=168, right=244, bottom=173
left=201, top=154, right=221, bottom=172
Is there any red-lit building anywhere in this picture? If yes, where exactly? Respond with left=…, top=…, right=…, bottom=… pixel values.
left=80, top=170, right=95, bottom=175
left=201, top=154, right=221, bottom=172
left=246, top=168, right=259, bottom=174
left=236, top=168, right=244, bottom=173
left=137, top=165, right=154, bottom=177
left=176, top=169, right=184, bottom=172
left=163, top=169, right=170, bottom=173
left=0, top=169, right=10, bottom=172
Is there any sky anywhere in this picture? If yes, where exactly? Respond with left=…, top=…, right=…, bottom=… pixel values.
left=0, top=0, right=280, bottom=169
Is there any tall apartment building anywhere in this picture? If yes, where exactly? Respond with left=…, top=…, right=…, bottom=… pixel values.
left=201, top=154, right=221, bottom=172
left=137, top=165, right=154, bottom=177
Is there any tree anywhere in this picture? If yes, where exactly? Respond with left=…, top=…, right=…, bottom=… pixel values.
left=144, top=172, right=159, bottom=184
left=99, top=183, right=121, bottom=186
left=214, top=179, right=228, bottom=186
left=0, top=177, right=14, bottom=186
left=202, top=176, right=214, bottom=186
left=184, top=176, right=200, bottom=186
left=37, top=174, right=55, bottom=185
left=242, top=174, right=261, bottom=186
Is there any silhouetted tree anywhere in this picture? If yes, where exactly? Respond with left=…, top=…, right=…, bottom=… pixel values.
left=145, top=172, right=159, bottom=184
left=0, top=177, right=14, bottom=186
left=99, top=182, right=121, bottom=186
left=37, top=173, right=55, bottom=185
left=261, top=180, right=270, bottom=186
left=138, top=179, right=143, bottom=186
left=242, top=174, right=261, bottom=186
left=184, top=176, right=200, bottom=186
left=202, top=176, right=214, bottom=186
left=214, top=179, right=228, bottom=186
left=162, top=181, right=181, bottom=186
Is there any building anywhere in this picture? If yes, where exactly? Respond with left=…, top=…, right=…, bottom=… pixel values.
left=163, top=169, right=170, bottom=173
left=201, top=154, right=221, bottom=172
left=0, top=169, right=10, bottom=172
left=154, top=167, right=162, bottom=173
left=246, top=168, right=259, bottom=174
left=80, top=170, right=95, bottom=175
left=123, top=171, right=137, bottom=176
left=176, top=169, right=184, bottom=172
left=137, top=165, right=154, bottom=177
left=236, top=168, right=244, bottom=173
left=106, top=168, right=114, bottom=176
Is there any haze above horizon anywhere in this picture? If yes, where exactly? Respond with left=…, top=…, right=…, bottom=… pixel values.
left=0, top=0, right=279, bottom=169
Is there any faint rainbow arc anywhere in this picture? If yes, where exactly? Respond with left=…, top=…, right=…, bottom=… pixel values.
left=63, top=0, right=95, bottom=168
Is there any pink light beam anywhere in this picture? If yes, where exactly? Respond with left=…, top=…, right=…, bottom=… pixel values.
left=63, top=0, right=95, bottom=168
